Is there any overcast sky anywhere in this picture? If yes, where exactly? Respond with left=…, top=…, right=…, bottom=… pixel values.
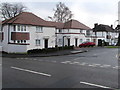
left=1, top=0, right=120, bottom=28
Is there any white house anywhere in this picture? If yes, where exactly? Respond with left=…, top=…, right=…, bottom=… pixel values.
left=1, top=12, right=56, bottom=53
left=1, top=12, right=118, bottom=53
left=93, top=23, right=118, bottom=46
left=55, top=20, right=92, bottom=47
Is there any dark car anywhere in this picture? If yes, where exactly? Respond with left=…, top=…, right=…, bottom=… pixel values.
left=79, top=42, right=95, bottom=47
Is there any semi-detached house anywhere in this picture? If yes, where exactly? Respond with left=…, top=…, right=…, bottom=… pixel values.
left=0, top=12, right=93, bottom=53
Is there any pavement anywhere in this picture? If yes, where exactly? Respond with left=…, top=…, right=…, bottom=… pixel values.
left=2, top=47, right=88, bottom=58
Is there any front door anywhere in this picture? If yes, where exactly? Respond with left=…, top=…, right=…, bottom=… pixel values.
left=98, top=39, right=102, bottom=46
left=75, top=38, right=78, bottom=47
left=68, top=38, right=70, bottom=46
left=44, top=39, right=48, bottom=48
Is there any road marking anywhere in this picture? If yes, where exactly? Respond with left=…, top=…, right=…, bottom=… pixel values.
left=11, top=66, right=51, bottom=77
left=113, top=66, right=119, bottom=69
left=78, top=62, right=88, bottom=66
left=61, top=61, right=71, bottom=64
left=80, top=81, right=111, bottom=88
left=100, top=65, right=111, bottom=68
left=88, top=64, right=97, bottom=67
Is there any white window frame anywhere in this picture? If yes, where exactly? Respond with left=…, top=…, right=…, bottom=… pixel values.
left=36, top=26, right=43, bottom=33
left=36, top=39, right=41, bottom=46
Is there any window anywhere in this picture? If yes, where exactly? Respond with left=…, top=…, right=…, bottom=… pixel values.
left=80, top=39, right=83, bottom=43
left=17, top=40, right=20, bottom=43
left=86, top=30, right=90, bottom=36
left=80, top=30, right=83, bottom=33
left=58, top=29, right=62, bottom=33
left=13, top=25, right=16, bottom=31
left=68, top=29, right=69, bottom=32
left=36, top=39, right=41, bottom=46
left=86, top=39, right=90, bottom=42
left=21, top=26, right=23, bottom=31
left=24, top=40, right=26, bottom=43
left=17, top=25, right=27, bottom=31
left=36, top=26, right=43, bottom=33
left=24, top=26, right=26, bottom=31
left=18, top=25, right=20, bottom=31
left=21, top=40, right=23, bottom=43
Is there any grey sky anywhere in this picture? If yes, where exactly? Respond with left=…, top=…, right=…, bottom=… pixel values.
left=1, top=0, right=119, bottom=28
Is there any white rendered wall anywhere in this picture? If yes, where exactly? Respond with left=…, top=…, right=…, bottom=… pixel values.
left=27, top=26, right=55, bottom=51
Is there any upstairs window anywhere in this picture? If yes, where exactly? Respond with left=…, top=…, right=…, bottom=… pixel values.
left=80, top=30, right=83, bottom=33
left=18, top=25, right=20, bottom=31
left=24, top=26, right=26, bottom=31
left=17, top=25, right=27, bottom=32
left=13, top=25, right=16, bottom=31
left=86, top=30, right=90, bottom=36
left=36, top=26, right=43, bottom=33
left=21, top=25, right=23, bottom=31
left=58, top=29, right=62, bottom=33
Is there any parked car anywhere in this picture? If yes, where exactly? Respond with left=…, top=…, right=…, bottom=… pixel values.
left=79, top=42, right=95, bottom=47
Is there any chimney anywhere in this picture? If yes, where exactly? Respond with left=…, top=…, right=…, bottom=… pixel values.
left=94, top=23, right=98, bottom=28
left=111, top=25, right=113, bottom=28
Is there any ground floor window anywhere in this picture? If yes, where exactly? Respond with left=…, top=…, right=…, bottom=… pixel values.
left=80, top=39, right=83, bottom=43
left=86, top=39, right=90, bottom=42
left=36, top=39, right=41, bottom=46
left=13, top=40, right=27, bottom=44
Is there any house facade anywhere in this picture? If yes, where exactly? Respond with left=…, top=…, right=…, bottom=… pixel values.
left=93, top=24, right=118, bottom=46
left=0, top=12, right=118, bottom=53
left=1, top=12, right=56, bottom=53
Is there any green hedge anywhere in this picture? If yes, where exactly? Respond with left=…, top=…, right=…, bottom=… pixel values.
left=27, top=45, right=74, bottom=54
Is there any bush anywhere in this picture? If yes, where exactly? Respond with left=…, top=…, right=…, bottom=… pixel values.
left=27, top=45, right=74, bottom=54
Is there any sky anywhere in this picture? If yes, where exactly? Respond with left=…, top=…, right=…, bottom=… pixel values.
left=0, top=0, right=120, bottom=28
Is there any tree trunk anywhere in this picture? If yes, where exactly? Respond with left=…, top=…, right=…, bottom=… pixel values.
left=116, top=33, right=120, bottom=46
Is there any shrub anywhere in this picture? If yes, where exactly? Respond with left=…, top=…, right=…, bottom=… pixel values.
left=27, top=45, right=74, bottom=54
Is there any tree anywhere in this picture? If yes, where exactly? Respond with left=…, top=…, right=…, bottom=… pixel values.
left=0, top=2, right=27, bottom=20
left=48, top=2, right=73, bottom=23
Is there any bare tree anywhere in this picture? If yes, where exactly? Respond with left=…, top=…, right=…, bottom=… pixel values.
left=48, top=2, right=73, bottom=23
left=0, top=2, right=27, bottom=20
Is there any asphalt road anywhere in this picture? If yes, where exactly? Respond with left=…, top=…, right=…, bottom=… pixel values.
left=2, top=47, right=119, bottom=89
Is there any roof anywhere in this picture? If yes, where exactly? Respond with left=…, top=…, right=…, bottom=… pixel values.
left=2, top=12, right=55, bottom=27
left=93, top=24, right=115, bottom=32
left=2, top=12, right=91, bottom=30
left=64, top=20, right=91, bottom=30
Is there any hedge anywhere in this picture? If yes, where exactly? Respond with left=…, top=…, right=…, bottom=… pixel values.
left=27, top=45, right=74, bottom=54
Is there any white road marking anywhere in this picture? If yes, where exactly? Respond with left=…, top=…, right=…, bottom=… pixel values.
left=61, top=61, right=71, bottom=64
left=80, top=81, right=111, bottom=88
left=113, top=66, right=119, bottom=69
left=88, top=64, right=97, bottom=67
left=11, top=66, right=51, bottom=77
left=78, top=62, right=88, bottom=66
left=100, top=65, right=111, bottom=68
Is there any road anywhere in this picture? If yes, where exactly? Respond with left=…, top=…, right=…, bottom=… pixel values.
left=2, top=47, right=119, bottom=89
